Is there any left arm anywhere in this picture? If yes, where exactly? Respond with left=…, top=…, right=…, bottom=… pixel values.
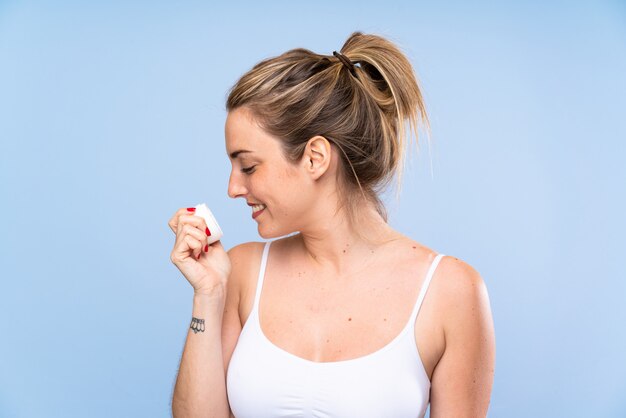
left=429, top=258, right=496, bottom=418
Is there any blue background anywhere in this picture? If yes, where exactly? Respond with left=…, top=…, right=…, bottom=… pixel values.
left=1, top=1, right=625, bottom=417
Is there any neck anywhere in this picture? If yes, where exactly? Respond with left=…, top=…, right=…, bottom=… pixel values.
left=294, top=203, right=403, bottom=279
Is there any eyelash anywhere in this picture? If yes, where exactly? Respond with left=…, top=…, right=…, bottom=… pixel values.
left=241, top=165, right=256, bottom=174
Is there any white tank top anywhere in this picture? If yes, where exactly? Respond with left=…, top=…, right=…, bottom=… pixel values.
left=227, top=240, right=445, bottom=418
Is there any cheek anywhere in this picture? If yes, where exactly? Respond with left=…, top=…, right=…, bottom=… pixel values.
left=271, top=162, right=298, bottom=190
left=272, top=166, right=309, bottom=211
left=283, top=161, right=307, bottom=184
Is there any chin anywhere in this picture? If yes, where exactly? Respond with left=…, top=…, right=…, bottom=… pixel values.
left=257, top=224, right=297, bottom=240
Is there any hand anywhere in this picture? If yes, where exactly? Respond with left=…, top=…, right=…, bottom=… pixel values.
left=168, top=208, right=232, bottom=296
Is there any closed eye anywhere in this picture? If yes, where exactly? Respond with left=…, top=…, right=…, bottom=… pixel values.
left=241, top=165, right=256, bottom=174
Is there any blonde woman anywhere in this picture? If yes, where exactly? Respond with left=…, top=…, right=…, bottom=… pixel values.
left=170, top=31, right=495, bottom=418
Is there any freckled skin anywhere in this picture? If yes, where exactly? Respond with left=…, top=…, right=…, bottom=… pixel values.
left=224, top=107, right=495, bottom=417
left=225, top=108, right=320, bottom=239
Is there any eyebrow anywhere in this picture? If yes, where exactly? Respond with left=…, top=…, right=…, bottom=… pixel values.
left=229, top=149, right=253, bottom=159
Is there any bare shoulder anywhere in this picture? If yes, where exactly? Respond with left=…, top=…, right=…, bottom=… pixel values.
left=436, top=255, right=488, bottom=294
left=226, top=241, right=267, bottom=298
left=227, top=239, right=292, bottom=325
left=390, top=236, right=492, bottom=326
left=227, top=241, right=266, bottom=271
left=428, top=254, right=496, bottom=417
left=434, top=255, right=492, bottom=326
left=226, top=235, right=295, bottom=264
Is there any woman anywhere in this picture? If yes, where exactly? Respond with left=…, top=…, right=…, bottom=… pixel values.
left=170, top=31, right=495, bottom=418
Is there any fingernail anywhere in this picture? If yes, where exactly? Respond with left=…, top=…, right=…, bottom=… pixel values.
left=206, top=227, right=211, bottom=236
left=187, top=207, right=196, bottom=212
left=204, top=244, right=208, bottom=252
left=196, top=253, right=201, bottom=260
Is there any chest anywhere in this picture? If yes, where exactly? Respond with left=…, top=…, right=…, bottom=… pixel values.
left=265, top=272, right=413, bottom=360
left=239, top=255, right=445, bottom=380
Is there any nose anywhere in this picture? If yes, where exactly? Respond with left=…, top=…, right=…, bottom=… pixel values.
left=227, top=169, right=247, bottom=199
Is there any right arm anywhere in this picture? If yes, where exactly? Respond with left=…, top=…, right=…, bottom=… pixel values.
left=167, top=207, right=249, bottom=418
left=172, top=291, right=231, bottom=418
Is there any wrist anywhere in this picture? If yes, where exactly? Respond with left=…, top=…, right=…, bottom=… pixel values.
left=193, top=286, right=226, bottom=300
left=192, top=290, right=225, bottom=315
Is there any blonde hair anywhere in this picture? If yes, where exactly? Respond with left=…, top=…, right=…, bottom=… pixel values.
left=226, top=31, right=429, bottom=231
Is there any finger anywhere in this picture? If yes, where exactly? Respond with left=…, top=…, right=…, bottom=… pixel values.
left=181, top=223, right=210, bottom=258
left=183, top=235, right=203, bottom=260
left=169, top=207, right=201, bottom=234
left=182, top=223, right=207, bottom=245
left=176, top=213, right=207, bottom=237
left=171, top=231, right=203, bottom=262
left=168, top=208, right=188, bottom=233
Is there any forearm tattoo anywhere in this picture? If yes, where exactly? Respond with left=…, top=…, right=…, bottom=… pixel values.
left=190, top=317, right=205, bottom=334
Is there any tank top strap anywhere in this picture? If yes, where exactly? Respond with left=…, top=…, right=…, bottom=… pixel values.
left=407, top=253, right=446, bottom=325
left=252, top=240, right=272, bottom=312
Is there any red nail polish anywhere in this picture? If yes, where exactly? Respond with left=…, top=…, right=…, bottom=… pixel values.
left=196, top=253, right=201, bottom=260
left=206, top=227, right=211, bottom=236
left=187, top=207, right=196, bottom=212
left=204, top=244, right=208, bottom=252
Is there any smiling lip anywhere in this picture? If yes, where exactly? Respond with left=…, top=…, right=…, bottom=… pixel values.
left=252, top=207, right=265, bottom=219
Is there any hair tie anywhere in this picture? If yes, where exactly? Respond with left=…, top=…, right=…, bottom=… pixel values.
left=333, top=51, right=357, bottom=78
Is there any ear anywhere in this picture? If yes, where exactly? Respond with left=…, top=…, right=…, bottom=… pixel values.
left=301, top=135, right=332, bottom=180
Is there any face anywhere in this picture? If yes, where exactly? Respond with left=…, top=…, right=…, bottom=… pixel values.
left=225, top=107, right=314, bottom=238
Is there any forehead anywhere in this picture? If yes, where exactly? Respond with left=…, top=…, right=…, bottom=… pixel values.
left=225, top=108, right=268, bottom=158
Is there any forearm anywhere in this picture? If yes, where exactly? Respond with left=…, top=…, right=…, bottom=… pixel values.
left=172, top=292, right=230, bottom=418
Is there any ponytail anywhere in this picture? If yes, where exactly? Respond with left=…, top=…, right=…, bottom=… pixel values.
left=226, top=31, right=429, bottom=228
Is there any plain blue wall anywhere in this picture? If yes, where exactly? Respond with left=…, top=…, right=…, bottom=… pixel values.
left=1, top=1, right=625, bottom=417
